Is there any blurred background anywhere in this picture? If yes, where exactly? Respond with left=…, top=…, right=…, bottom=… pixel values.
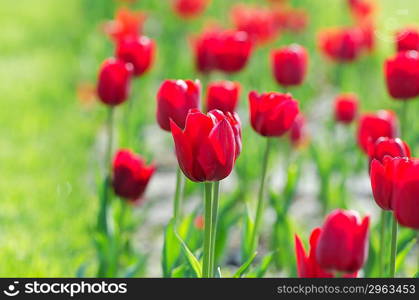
left=1, top=0, right=419, bottom=277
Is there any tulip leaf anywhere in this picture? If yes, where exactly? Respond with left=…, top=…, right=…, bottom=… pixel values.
left=241, top=204, right=255, bottom=262
left=233, top=252, right=257, bottom=278
left=174, top=229, right=202, bottom=278
left=395, top=237, right=416, bottom=274
left=162, top=219, right=181, bottom=277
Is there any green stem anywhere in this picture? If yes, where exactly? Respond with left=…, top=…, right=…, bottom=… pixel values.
left=389, top=215, right=398, bottom=277
left=202, top=182, right=213, bottom=278
left=173, top=167, right=184, bottom=224
left=400, top=101, right=408, bottom=140
left=249, top=138, right=272, bottom=256
left=379, top=210, right=387, bottom=277
left=210, top=181, right=220, bottom=275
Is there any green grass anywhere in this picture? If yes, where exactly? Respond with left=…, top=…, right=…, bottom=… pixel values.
left=0, top=0, right=419, bottom=276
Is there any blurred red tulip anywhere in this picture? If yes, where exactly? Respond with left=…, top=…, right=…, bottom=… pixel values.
left=368, top=137, right=410, bottom=163
left=231, top=5, right=278, bottom=45
left=170, top=109, right=238, bottom=182
left=357, top=110, right=398, bottom=154
left=116, top=36, right=155, bottom=77
left=249, top=91, right=299, bottom=137
left=112, top=149, right=155, bottom=203
left=392, top=158, right=419, bottom=229
left=318, top=28, right=363, bottom=63
left=271, top=44, right=308, bottom=87
left=295, top=228, right=358, bottom=277
left=212, top=30, right=253, bottom=73
left=172, top=0, right=210, bottom=19
left=334, top=93, right=358, bottom=124
left=192, top=28, right=252, bottom=74
left=194, top=215, right=204, bottom=230
left=289, top=114, right=307, bottom=148
left=359, top=23, right=375, bottom=53
left=156, top=79, right=200, bottom=131
left=104, top=7, right=146, bottom=43
left=273, top=8, right=309, bottom=34
left=316, top=209, right=370, bottom=273
left=206, top=81, right=240, bottom=113
left=347, top=0, right=376, bottom=23
left=396, top=28, right=419, bottom=52
left=97, top=58, right=133, bottom=106
left=384, top=50, right=419, bottom=100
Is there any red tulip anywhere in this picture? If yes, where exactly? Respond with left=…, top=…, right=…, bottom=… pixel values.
left=392, top=158, right=419, bottom=229
left=368, top=137, right=410, bottom=163
left=295, top=228, right=358, bottom=278
left=370, top=156, right=398, bottom=210
left=116, top=36, right=155, bottom=77
left=192, top=28, right=219, bottom=73
left=104, top=7, right=146, bottom=43
left=231, top=5, right=278, bottom=45
left=249, top=91, right=299, bottom=137
left=347, top=0, right=376, bottom=23
left=396, top=28, right=419, bottom=52
left=271, top=44, right=308, bottom=87
left=209, top=109, right=242, bottom=158
left=170, top=109, right=239, bottom=182
left=112, top=149, right=155, bottom=203
left=289, top=114, right=307, bottom=147
left=318, top=28, right=363, bottom=63
left=156, top=79, right=200, bottom=131
left=97, top=58, right=133, bottom=106
left=357, top=110, right=398, bottom=154
left=212, top=30, right=253, bottom=73
left=334, top=93, right=358, bottom=124
left=172, top=0, right=210, bottom=19
left=273, top=8, right=309, bottom=34
left=206, top=81, right=240, bottom=113
left=359, top=23, right=375, bottom=53
left=316, top=209, right=370, bottom=273
left=384, top=50, right=419, bottom=100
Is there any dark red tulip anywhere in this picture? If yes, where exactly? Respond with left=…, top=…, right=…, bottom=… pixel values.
left=192, top=28, right=219, bottom=73
left=392, top=158, right=419, bottom=229
left=97, top=58, right=133, bottom=106
left=368, top=137, right=410, bottom=163
left=206, top=81, right=240, bottom=113
left=170, top=109, right=238, bottom=182
left=357, top=110, right=398, bottom=154
left=289, top=114, right=307, bottom=147
left=156, top=79, right=200, bottom=131
left=370, top=156, right=398, bottom=210
left=249, top=91, right=299, bottom=137
left=271, top=44, right=308, bottom=87
left=396, top=28, right=419, bottom=52
left=334, top=93, right=358, bottom=124
left=116, top=36, right=155, bottom=77
left=172, top=0, right=210, bottom=19
left=318, top=28, right=363, bottom=63
left=295, top=228, right=358, bottom=278
left=212, top=30, right=253, bottom=73
left=112, top=149, right=155, bottom=203
left=316, top=209, right=370, bottom=273
left=231, top=5, right=278, bottom=45
left=104, top=7, right=146, bottom=43
left=384, top=50, right=419, bottom=100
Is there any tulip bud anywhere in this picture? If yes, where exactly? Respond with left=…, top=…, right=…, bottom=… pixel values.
left=357, top=110, right=398, bottom=154
left=249, top=91, right=299, bottom=137
left=384, top=50, right=419, bottom=100
left=396, top=28, right=419, bottom=52
left=112, top=149, right=155, bottom=203
left=172, top=0, right=210, bottom=19
left=318, top=27, right=363, bottom=63
left=334, top=93, right=358, bottom=124
left=116, top=36, right=155, bottom=77
left=368, top=137, right=410, bottom=163
left=316, top=209, right=370, bottom=273
left=272, top=44, right=308, bottom=87
left=206, top=81, right=240, bottom=113
left=170, top=109, right=239, bottom=182
left=97, top=58, right=133, bottom=106
left=156, top=79, right=200, bottom=131
left=392, top=158, right=419, bottom=229
left=370, top=157, right=397, bottom=210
